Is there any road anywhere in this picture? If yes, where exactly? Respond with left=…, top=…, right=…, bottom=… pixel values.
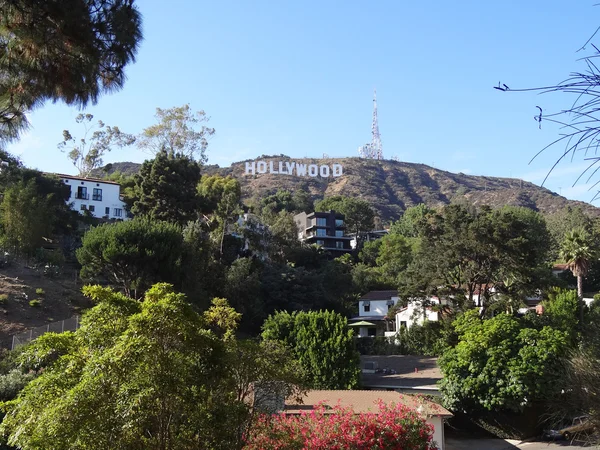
left=446, top=437, right=591, bottom=450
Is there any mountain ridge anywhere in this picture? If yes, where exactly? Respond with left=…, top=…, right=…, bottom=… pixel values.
left=96, top=156, right=600, bottom=222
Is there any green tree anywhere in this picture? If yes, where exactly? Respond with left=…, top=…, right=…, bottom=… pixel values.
left=315, top=196, right=375, bottom=239
left=137, top=104, right=215, bottom=163
left=198, top=174, right=242, bottom=254
left=439, top=310, right=568, bottom=413
left=1, top=0, right=143, bottom=146
left=542, top=289, right=579, bottom=344
left=0, top=180, right=56, bottom=257
left=390, top=204, right=434, bottom=238
left=132, top=150, right=201, bottom=224
left=1, top=284, right=301, bottom=450
left=262, top=310, right=361, bottom=389
left=560, top=229, right=594, bottom=315
left=76, top=218, right=185, bottom=297
left=57, top=114, right=135, bottom=177
left=376, top=233, right=413, bottom=284
left=545, top=207, right=594, bottom=259
left=401, top=205, right=551, bottom=313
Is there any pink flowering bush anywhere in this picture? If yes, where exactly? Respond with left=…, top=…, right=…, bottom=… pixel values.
left=244, top=401, right=436, bottom=450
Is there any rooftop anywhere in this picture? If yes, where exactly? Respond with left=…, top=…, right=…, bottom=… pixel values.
left=360, top=355, right=442, bottom=390
left=284, top=389, right=451, bottom=418
left=360, top=290, right=399, bottom=300
left=54, top=173, right=121, bottom=186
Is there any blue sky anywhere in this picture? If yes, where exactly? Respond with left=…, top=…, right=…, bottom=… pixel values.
left=7, top=1, right=600, bottom=202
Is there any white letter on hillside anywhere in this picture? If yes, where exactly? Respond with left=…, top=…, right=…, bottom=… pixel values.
left=269, top=161, right=278, bottom=174
left=257, top=161, right=267, bottom=174
left=332, top=164, right=343, bottom=177
left=286, top=162, right=295, bottom=174
left=278, top=161, right=286, bottom=174
left=296, top=164, right=307, bottom=176
left=308, top=165, right=318, bottom=177
left=319, top=165, right=330, bottom=177
left=245, top=162, right=256, bottom=175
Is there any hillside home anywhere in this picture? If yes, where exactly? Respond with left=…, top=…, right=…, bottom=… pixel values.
left=351, top=290, right=399, bottom=338
left=293, top=210, right=352, bottom=254
left=57, top=174, right=128, bottom=220
left=284, top=390, right=452, bottom=450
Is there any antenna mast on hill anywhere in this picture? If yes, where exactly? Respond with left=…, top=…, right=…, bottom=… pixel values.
left=358, top=90, right=383, bottom=160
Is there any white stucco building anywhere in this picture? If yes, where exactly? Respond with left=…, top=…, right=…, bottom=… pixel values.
left=351, top=291, right=449, bottom=337
left=58, top=174, right=128, bottom=220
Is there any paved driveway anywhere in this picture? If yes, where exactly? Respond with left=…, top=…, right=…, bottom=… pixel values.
left=446, top=437, right=591, bottom=450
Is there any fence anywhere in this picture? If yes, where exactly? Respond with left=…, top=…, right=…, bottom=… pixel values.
left=11, top=315, right=80, bottom=350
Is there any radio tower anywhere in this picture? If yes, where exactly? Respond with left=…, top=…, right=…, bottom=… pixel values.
left=358, top=90, right=383, bottom=159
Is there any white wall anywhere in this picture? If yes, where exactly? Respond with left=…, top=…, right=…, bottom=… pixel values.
left=427, top=416, right=445, bottom=450
left=61, top=176, right=128, bottom=220
left=395, top=300, right=439, bottom=330
left=359, top=298, right=398, bottom=317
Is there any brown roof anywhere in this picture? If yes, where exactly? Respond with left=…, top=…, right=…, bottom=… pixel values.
left=285, top=390, right=452, bottom=418
left=360, top=290, right=398, bottom=300
left=360, top=355, right=442, bottom=390
left=553, top=263, right=569, bottom=271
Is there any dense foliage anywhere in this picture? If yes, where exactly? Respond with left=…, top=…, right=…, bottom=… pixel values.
left=0, top=284, right=302, bottom=450
left=439, top=310, right=568, bottom=413
left=262, top=310, right=361, bottom=389
left=0, top=0, right=143, bottom=146
left=76, top=218, right=186, bottom=297
left=132, top=150, right=202, bottom=224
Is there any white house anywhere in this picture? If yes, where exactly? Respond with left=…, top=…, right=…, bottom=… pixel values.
left=57, top=174, right=128, bottom=220
left=352, top=290, right=399, bottom=338
left=395, top=298, right=442, bottom=330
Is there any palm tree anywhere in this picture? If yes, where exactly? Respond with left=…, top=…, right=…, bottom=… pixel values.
left=560, top=229, right=594, bottom=323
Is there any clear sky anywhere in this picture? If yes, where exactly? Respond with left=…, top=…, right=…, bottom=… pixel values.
left=7, top=1, right=600, bottom=202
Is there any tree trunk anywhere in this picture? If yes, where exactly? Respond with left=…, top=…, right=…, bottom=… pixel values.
left=577, top=274, right=584, bottom=325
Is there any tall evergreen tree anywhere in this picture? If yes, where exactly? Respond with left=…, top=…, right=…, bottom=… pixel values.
left=132, top=150, right=201, bottom=224
left=0, top=0, right=143, bottom=146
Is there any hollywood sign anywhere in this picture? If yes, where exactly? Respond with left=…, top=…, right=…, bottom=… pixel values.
left=245, top=160, right=343, bottom=178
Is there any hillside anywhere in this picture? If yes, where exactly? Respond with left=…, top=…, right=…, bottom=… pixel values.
left=100, top=157, right=600, bottom=222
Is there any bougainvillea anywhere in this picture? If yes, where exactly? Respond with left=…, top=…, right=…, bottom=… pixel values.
left=245, top=401, right=436, bottom=450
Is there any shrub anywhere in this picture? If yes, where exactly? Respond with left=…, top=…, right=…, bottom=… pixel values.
left=35, top=288, right=45, bottom=296
left=245, top=402, right=436, bottom=450
left=29, top=300, right=41, bottom=307
left=0, top=294, right=8, bottom=304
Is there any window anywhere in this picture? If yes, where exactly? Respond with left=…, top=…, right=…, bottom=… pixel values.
left=92, top=188, right=102, bottom=201
left=76, top=186, right=88, bottom=200
left=335, top=241, right=344, bottom=249
left=335, top=230, right=344, bottom=237
left=114, top=208, right=123, bottom=217
left=316, top=228, right=326, bottom=237
left=80, top=204, right=87, bottom=211
left=368, top=328, right=377, bottom=337
left=316, top=240, right=324, bottom=246
left=316, top=217, right=327, bottom=226
left=335, top=219, right=344, bottom=227
left=400, top=321, right=407, bottom=328
left=105, top=207, right=110, bottom=215
left=88, top=205, right=95, bottom=212
left=363, top=301, right=370, bottom=312
left=386, top=300, right=395, bottom=310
